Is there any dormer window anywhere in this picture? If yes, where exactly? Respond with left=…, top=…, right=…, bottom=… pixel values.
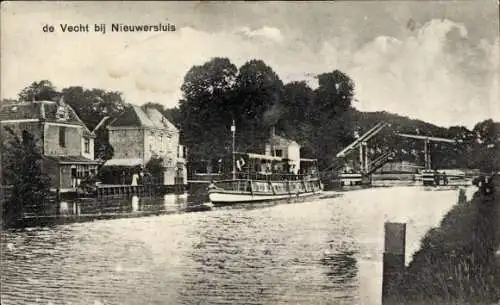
left=56, top=105, right=69, bottom=121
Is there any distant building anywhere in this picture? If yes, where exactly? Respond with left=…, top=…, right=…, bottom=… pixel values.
left=0, top=99, right=99, bottom=190
left=376, top=161, right=422, bottom=174
left=265, top=129, right=301, bottom=174
left=104, top=105, right=187, bottom=185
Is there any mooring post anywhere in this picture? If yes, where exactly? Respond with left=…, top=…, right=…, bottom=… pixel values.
left=458, top=188, right=467, bottom=204
left=382, top=222, right=406, bottom=305
left=55, top=188, right=61, bottom=216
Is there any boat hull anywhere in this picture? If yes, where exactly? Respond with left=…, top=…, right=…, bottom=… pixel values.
left=208, top=190, right=321, bottom=205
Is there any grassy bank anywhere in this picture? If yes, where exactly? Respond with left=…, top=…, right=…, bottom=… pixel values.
left=389, top=175, right=499, bottom=305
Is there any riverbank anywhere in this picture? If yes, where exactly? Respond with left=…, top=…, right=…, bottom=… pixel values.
left=0, top=185, right=468, bottom=305
left=387, top=175, right=499, bottom=305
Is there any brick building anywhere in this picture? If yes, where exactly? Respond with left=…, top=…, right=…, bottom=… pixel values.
left=104, top=106, right=187, bottom=185
left=0, top=99, right=99, bottom=191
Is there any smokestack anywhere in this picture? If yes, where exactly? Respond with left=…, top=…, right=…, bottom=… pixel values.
left=270, top=126, right=276, bottom=138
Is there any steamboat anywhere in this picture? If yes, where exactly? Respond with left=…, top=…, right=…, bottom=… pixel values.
left=208, top=123, right=323, bottom=205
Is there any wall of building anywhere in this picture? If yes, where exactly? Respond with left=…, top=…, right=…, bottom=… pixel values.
left=287, top=143, right=301, bottom=173
left=108, top=128, right=145, bottom=160
left=108, top=123, right=184, bottom=184
left=44, top=124, right=82, bottom=156
left=144, top=129, right=168, bottom=161
left=265, top=144, right=272, bottom=156
left=143, top=128, right=179, bottom=163
left=163, top=167, right=176, bottom=185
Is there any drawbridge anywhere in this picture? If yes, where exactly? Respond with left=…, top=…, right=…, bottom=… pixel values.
left=334, top=122, right=393, bottom=180
left=329, top=122, right=460, bottom=186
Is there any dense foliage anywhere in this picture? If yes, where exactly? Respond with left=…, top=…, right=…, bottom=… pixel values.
left=177, top=58, right=499, bottom=173
left=1, top=128, right=51, bottom=227
left=8, top=59, right=500, bottom=174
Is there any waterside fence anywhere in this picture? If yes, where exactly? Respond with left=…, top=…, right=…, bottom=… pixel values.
left=1, top=181, right=189, bottom=229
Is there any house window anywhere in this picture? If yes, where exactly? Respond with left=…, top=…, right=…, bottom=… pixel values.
left=59, top=127, right=66, bottom=147
left=274, top=149, right=282, bottom=157
left=84, top=138, right=90, bottom=154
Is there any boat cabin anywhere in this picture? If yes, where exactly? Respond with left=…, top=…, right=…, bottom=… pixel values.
left=233, top=152, right=320, bottom=181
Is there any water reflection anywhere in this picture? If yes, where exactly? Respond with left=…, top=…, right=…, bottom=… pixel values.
left=55, top=193, right=193, bottom=217
left=49, top=182, right=211, bottom=219
left=1, top=187, right=466, bottom=305
left=131, top=196, right=139, bottom=212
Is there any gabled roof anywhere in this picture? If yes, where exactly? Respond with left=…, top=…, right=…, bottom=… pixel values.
left=108, top=105, right=178, bottom=132
left=145, top=108, right=179, bottom=132
left=0, top=100, right=95, bottom=137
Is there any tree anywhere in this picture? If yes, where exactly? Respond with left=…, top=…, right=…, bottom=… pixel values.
left=2, top=127, right=50, bottom=227
left=60, top=86, right=127, bottom=161
left=277, top=81, right=315, bottom=150
left=18, top=80, right=59, bottom=102
left=309, top=70, right=356, bottom=168
left=281, top=81, right=314, bottom=124
left=473, top=119, right=500, bottom=146
left=145, top=157, right=165, bottom=182
left=163, top=107, right=182, bottom=130
left=60, top=86, right=126, bottom=131
left=179, top=57, right=238, bottom=164
left=469, top=119, right=500, bottom=172
left=312, top=70, right=354, bottom=118
left=233, top=59, right=284, bottom=151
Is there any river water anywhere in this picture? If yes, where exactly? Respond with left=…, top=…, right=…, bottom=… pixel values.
left=0, top=185, right=476, bottom=305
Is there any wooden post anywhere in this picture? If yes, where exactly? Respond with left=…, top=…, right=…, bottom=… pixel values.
left=458, top=188, right=467, bottom=204
left=55, top=188, right=61, bottom=216
left=382, top=222, right=406, bottom=305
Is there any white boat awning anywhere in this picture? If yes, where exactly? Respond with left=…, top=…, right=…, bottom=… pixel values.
left=300, top=158, right=317, bottom=162
left=246, top=153, right=283, bottom=161
left=104, top=158, right=143, bottom=167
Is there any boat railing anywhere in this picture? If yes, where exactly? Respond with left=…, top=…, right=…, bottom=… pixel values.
left=211, top=179, right=252, bottom=192
left=229, top=172, right=320, bottom=181
left=211, top=177, right=323, bottom=194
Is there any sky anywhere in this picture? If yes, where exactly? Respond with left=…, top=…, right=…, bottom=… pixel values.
left=1, top=1, right=499, bottom=129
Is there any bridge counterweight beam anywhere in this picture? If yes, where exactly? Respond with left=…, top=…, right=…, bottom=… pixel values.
left=359, top=144, right=364, bottom=172
left=364, top=142, right=369, bottom=174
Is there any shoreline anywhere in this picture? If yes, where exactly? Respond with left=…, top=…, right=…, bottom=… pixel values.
left=386, top=175, right=499, bottom=305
